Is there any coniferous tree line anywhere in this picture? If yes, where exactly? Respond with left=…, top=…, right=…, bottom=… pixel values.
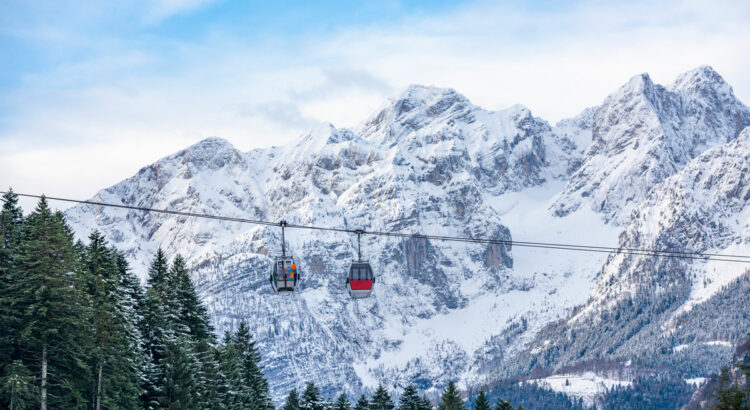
left=504, top=267, right=750, bottom=382
left=597, top=374, right=695, bottom=409
left=282, top=381, right=536, bottom=410
left=0, top=190, right=273, bottom=409
left=471, top=380, right=583, bottom=410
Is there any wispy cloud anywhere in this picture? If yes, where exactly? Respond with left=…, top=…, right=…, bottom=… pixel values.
left=1, top=0, right=749, bottom=211
left=146, top=0, right=218, bottom=22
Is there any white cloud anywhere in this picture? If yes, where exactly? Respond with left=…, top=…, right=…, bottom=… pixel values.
left=146, top=0, right=218, bottom=22
left=1, top=0, right=749, bottom=212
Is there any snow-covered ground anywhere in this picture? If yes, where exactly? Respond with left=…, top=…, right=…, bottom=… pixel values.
left=685, top=377, right=707, bottom=386
left=530, top=372, right=632, bottom=406
left=674, top=340, right=733, bottom=353
left=492, top=181, right=620, bottom=283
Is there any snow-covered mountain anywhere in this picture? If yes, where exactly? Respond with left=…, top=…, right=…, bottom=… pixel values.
left=553, top=66, right=750, bottom=225
left=64, top=67, right=750, bottom=402
left=504, top=125, right=750, bottom=390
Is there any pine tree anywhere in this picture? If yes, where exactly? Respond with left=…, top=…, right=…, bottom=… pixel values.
left=141, top=286, right=168, bottom=409
left=1, top=360, right=37, bottom=410
left=143, top=249, right=224, bottom=409
left=9, top=198, right=93, bottom=408
left=301, top=382, right=326, bottom=410
left=0, top=189, right=23, bottom=275
left=112, top=250, right=147, bottom=406
left=739, top=333, right=750, bottom=403
left=114, top=251, right=147, bottom=354
left=84, top=232, right=142, bottom=409
left=715, top=366, right=732, bottom=409
left=474, top=391, right=490, bottom=410
left=213, top=322, right=275, bottom=409
left=437, top=381, right=465, bottom=410
left=143, top=248, right=176, bottom=350
left=167, top=254, right=223, bottom=408
left=159, top=336, right=201, bottom=410
left=494, top=399, right=512, bottom=410
left=355, top=394, right=370, bottom=410
left=370, top=383, right=395, bottom=410
left=218, top=331, right=243, bottom=408
left=141, top=250, right=173, bottom=409
left=147, top=248, right=170, bottom=291
left=418, top=395, right=432, bottom=410
left=234, top=321, right=274, bottom=409
left=171, top=255, right=214, bottom=342
left=335, top=393, right=352, bottom=410
left=399, top=384, right=421, bottom=410
left=0, top=189, right=24, bottom=378
left=193, top=339, right=224, bottom=409
left=113, top=252, right=147, bottom=408
left=284, top=388, right=302, bottom=410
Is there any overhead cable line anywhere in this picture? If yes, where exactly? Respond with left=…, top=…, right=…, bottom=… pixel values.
left=6, top=191, right=750, bottom=264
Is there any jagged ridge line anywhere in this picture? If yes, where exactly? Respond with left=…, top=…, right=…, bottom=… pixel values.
left=7, top=191, right=750, bottom=263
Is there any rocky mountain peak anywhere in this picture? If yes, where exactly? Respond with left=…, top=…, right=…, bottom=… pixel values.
left=670, top=65, right=749, bottom=143
left=358, top=84, right=474, bottom=141
left=392, top=84, right=468, bottom=116
left=670, top=65, right=729, bottom=94
left=171, top=136, right=244, bottom=172
left=63, top=76, right=589, bottom=399
left=552, top=66, right=750, bottom=225
left=598, top=72, right=662, bottom=114
left=291, top=123, right=356, bottom=154
left=179, top=136, right=237, bottom=158
left=624, top=72, right=655, bottom=92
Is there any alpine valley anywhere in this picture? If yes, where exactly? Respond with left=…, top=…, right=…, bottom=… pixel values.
left=64, top=66, right=750, bottom=405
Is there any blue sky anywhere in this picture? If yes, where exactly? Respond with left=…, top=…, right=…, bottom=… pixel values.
left=2, top=0, right=750, bottom=211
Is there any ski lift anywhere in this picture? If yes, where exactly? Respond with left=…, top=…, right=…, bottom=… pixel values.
left=346, top=230, right=374, bottom=298
left=270, top=220, right=299, bottom=293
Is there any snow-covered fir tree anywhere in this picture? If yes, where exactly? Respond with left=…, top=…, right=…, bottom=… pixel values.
left=399, top=384, right=421, bottom=410
left=334, top=393, right=352, bottom=410
left=301, top=382, right=327, bottom=410
left=437, top=382, right=465, bottom=410
left=284, top=388, right=302, bottom=410
left=370, top=384, right=395, bottom=410
left=473, top=391, right=490, bottom=410
left=354, top=394, right=370, bottom=410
